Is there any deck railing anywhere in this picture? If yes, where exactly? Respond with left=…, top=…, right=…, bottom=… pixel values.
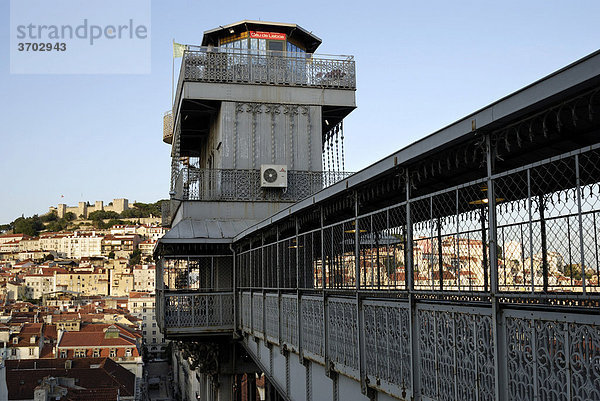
left=179, top=46, right=354, bottom=87
left=161, top=291, right=234, bottom=334
left=172, top=46, right=355, bottom=114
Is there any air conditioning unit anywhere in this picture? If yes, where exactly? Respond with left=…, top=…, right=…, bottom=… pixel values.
left=261, top=164, right=288, bottom=188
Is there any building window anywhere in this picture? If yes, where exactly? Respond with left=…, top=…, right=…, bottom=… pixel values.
left=93, top=349, right=100, bottom=357
left=60, top=350, right=67, bottom=358
left=75, top=349, right=86, bottom=358
left=125, top=349, right=132, bottom=357
left=152, top=331, right=156, bottom=335
left=109, top=349, right=116, bottom=358
left=29, top=348, right=35, bottom=356
left=11, top=349, right=16, bottom=356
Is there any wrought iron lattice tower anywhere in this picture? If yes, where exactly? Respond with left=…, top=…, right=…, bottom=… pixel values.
left=157, top=20, right=356, bottom=401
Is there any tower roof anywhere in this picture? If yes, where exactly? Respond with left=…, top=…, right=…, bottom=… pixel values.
left=201, top=20, right=322, bottom=53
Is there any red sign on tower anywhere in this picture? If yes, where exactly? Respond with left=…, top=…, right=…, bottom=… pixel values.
left=249, top=31, right=286, bottom=40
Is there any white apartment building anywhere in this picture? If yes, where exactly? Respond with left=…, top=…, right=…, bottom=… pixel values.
left=138, top=239, right=156, bottom=258
left=24, top=273, right=55, bottom=300
left=7, top=323, right=43, bottom=360
left=59, top=232, right=103, bottom=259
left=127, top=293, right=166, bottom=358
left=19, top=237, right=40, bottom=252
left=133, top=264, right=155, bottom=292
left=39, top=233, right=70, bottom=254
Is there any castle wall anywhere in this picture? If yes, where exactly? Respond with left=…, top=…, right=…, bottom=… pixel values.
left=54, top=199, right=129, bottom=219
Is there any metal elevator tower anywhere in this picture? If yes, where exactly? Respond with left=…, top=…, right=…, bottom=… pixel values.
left=157, top=20, right=356, bottom=401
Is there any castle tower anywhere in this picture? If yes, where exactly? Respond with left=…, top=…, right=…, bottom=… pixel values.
left=57, top=204, right=66, bottom=219
left=112, top=198, right=129, bottom=214
left=77, top=202, right=88, bottom=219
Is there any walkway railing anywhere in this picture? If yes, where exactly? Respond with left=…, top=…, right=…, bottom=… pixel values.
left=239, top=290, right=598, bottom=401
left=236, top=145, right=600, bottom=296
left=230, top=143, right=600, bottom=400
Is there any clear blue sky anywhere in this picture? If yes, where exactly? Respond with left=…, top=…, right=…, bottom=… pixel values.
left=2, top=0, right=600, bottom=224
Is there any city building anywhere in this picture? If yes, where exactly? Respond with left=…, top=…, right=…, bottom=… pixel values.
left=132, top=264, right=155, bottom=292
left=56, top=323, right=143, bottom=378
left=59, top=231, right=103, bottom=259
left=127, top=292, right=166, bottom=358
left=101, top=234, right=141, bottom=258
left=7, top=323, right=43, bottom=360
left=5, top=358, right=137, bottom=400
left=54, top=269, right=109, bottom=296
left=138, top=239, right=156, bottom=257
left=23, top=271, right=54, bottom=300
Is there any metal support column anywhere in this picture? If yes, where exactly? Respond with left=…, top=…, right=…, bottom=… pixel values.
left=575, top=154, right=587, bottom=293
left=486, top=133, right=504, bottom=401
left=320, top=206, right=331, bottom=375
left=296, top=217, right=304, bottom=360
left=406, top=170, right=420, bottom=400
left=539, top=194, right=549, bottom=292
left=355, top=191, right=367, bottom=394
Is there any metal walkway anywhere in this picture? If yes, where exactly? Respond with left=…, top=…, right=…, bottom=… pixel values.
left=157, top=50, right=600, bottom=401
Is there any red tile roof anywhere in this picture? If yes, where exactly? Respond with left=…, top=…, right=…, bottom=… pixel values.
left=5, top=358, right=135, bottom=400
left=58, top=331, right=137, bottom=348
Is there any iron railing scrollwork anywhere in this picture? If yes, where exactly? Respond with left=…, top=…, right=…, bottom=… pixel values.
left=171, top=168, right=353, bottom=202
left=179, top=47, right=355, bottom=91
left=162, top=292, right=234, bottom=331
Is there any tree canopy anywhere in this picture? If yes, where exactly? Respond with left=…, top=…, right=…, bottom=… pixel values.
left=13, top=215, right=44, bottom=236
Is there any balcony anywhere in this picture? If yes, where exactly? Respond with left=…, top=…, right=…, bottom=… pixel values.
left=172, top=47, right=356, bottom=116
left=163, top=110, right=173, bottom=144
left=158, top=291, right=234, bottom=336
left=171, top=168, right=353, bottom=202
left=179, top=47, right=354, bottom=87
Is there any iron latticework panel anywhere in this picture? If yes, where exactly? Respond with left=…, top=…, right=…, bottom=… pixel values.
left=171, top=168, right=353, bottom=202
left=301, top=296, right=324, bottom=360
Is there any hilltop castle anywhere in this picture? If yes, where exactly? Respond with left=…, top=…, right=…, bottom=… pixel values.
left=49, top=198, right=129, bottom=219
